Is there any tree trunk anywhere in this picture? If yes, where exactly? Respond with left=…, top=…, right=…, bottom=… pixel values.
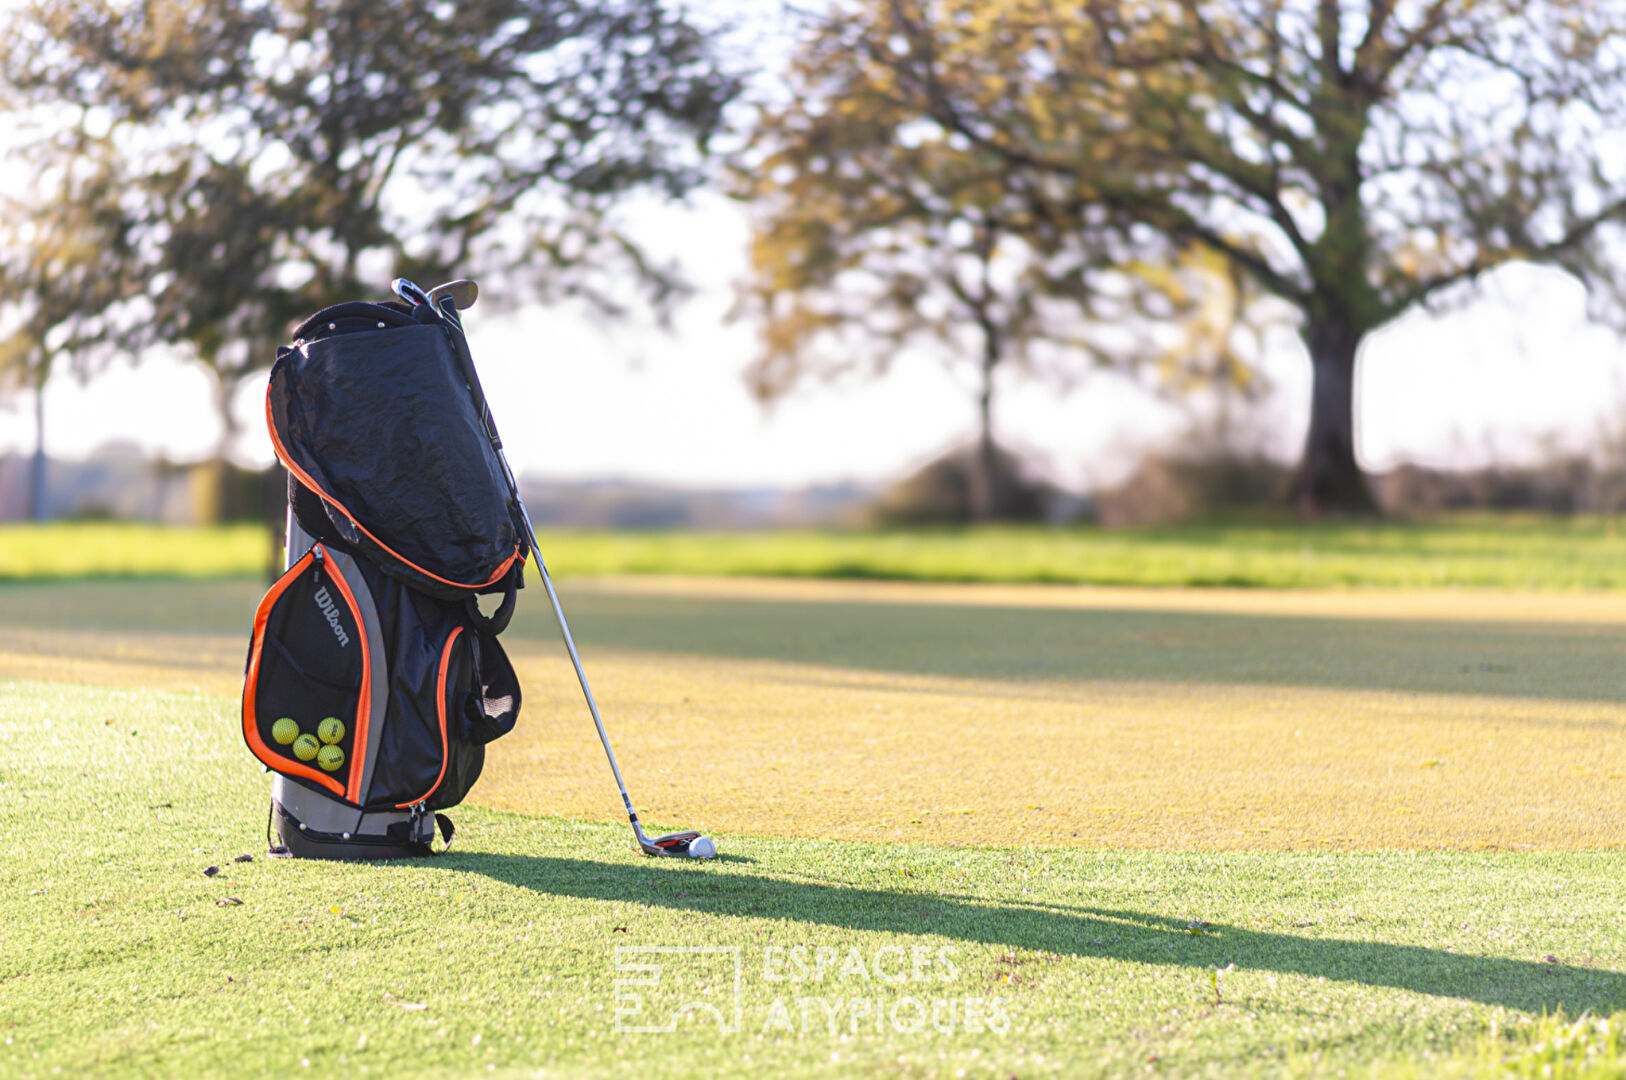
left=1291, top=319, right=1378, bottom=516
left=264, top=463, right=288, bottom=584
left=27, top=378, right=46, bottom=522
left=201, top=372, right=238, bottom=525
left=967, top=350, right=998, bottom=522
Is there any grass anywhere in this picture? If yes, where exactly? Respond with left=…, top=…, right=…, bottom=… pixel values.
left=3, top=576, right=1625, bottom=851
left=0, top=522, right=272, bottom=581
left=9, top=515, right=1626, bottom=588
left=527, top=516, right=1626, bottom=590
left=1383, top=1014, right=1626, bottom=1079
left=4, top=566, right=1626, bottom=1076
left=4, top=678, right=1626, bottom=1080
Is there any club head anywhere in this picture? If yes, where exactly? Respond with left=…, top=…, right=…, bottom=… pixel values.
left=390, top=277, right=431, bottom=308
left=643, top=830, right=717, bottom=859
left=427, top=279, right=478, bottom=311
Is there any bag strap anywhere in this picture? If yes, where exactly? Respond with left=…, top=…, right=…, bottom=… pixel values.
left=463, top=560, right=521, bottom=635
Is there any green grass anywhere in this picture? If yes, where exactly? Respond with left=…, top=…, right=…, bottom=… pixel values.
left=6, top=560, right=1626, bottom=1077
left=8, top=515, right=1626, bottom=588
left=5, top=678, right=1626, bottom=1079
left=6, top=575, right=1626, bottom=853
left=0, top=522, right=273, bottom=581
left=530, top=516, right=1626, bottom=590
left=1377, top=1014, right=1626, bottom=1079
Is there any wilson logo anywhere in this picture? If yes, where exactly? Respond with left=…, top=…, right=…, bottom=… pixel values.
left=313, top=586, right=351, bottom=647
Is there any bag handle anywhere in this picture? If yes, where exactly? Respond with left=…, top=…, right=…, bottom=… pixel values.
left=289, top=301, right=415, bottom=342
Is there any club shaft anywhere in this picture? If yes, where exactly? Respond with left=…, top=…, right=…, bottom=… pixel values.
left=430, top=294, right=652, bottom=847
left=515, top=493, right=646, bottom=837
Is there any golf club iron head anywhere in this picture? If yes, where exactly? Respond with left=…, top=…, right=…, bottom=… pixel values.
left=392, top=277, right=478, bottom=313
left=644, top=830, right=717, bottom=859
left=427, top=279, right=478, bottom=311
left=390, top=277, right=431, bottom=309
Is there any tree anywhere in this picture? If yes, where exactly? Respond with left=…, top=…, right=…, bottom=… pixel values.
left=784, top=0, right=1626, bottom=514
left=0, top=0, right=741, bottom=516
left=737, top=26, right=1253, bottom=519
left=0, top=134, right=137, bottom=518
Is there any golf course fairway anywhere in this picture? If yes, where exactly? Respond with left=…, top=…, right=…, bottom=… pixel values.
left=3, top=574, right=1625, bottom=1078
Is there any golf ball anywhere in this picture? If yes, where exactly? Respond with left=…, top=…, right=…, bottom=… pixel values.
left=317, top=744, right=345, bottom=772
left=271, top=717, right=299, bottom=745
left=317, top=717, right=346, bottom=745
left=688, top=836, right=717, bottom=859
left=291, top=733, right=321, bottom=761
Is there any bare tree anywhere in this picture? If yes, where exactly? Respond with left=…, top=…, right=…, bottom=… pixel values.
left=778, top=0, right=1626, bottom=514
left=738, top=24, right=1253, bottom=518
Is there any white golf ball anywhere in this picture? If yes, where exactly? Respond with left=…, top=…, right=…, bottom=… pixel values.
left=688, top=835, right=717, bottom=859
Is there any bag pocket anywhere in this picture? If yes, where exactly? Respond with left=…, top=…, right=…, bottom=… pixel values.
left=421, top=628, right=522, bottom=810
left=364, top=619, right=468, bottom=810
left=242, top=544, right=374, bottom=803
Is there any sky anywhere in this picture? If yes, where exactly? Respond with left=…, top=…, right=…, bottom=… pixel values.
left=1, top=192, right=1621, bottom=494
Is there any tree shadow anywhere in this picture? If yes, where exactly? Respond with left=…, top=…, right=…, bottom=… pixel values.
left=448, top=852, right=1626, bottom=1016
left=3, top=579, right=1618, bottom=703
left=500, top=590, right=1626, bottom=703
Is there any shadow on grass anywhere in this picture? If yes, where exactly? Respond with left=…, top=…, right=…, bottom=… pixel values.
left=450, top=852, right=1626, bottom=1016
left=504, top=591, right=1626, bottom=703
left=4, top=578, right=1623, bottom=703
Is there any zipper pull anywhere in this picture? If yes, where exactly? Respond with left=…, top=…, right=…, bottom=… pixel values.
left=311, top=544, right=323, bottom=582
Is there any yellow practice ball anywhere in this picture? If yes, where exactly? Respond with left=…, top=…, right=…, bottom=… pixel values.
left=271, top=718, right=299, bottom=745
left=292, top=733, right=320, bottom=761
left=317, top=717, right=346, bottom=745
left=317, top=744, right=345, bottom=772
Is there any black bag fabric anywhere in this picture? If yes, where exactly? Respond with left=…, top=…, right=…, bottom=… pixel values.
left=242, top=542, right=521, bottom=816
left=267, top=301, right=526, bottom=601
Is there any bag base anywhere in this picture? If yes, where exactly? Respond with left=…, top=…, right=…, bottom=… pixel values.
left=270, top=775, right=443, bottom=860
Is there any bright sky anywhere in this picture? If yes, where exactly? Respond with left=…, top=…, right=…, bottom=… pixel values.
left=1, top=192, right=1621, bottom=493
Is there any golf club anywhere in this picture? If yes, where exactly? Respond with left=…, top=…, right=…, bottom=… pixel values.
left=390, top=276, right=717, bottom=860
left=427, top=278, right=478, bottom=311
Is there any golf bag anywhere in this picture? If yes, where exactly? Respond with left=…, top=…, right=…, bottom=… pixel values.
left=242, top=298, right=527, bottom=859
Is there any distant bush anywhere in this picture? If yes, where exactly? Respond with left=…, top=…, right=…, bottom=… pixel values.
left=868, top=443, right=1085, bottom=525
left=1374, top=458, right=1626, bottom=515
left=1096, top=452, right=1292, bottom=527
left=1096, top=449, right=1626, bottom=526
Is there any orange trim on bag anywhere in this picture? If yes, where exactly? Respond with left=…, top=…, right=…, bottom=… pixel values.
left=264, top=389, right=521, bottom=591
left=242, top=548, right=346, bottom=797
left=320, top=551, right=373, bottom=803
left=397, top=625, right=462, bottom=809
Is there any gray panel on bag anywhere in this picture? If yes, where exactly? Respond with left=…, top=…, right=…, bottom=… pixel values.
left=271, top=774, right=430, bottom=841
left=324, top=546, right=389, bottom=804
left=285, top=508, right=316, bottom=569
left=272, top=773, right=364, bottom=834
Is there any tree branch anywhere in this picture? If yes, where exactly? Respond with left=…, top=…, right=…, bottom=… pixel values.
left=1386, top=194, right=1626, bottom=318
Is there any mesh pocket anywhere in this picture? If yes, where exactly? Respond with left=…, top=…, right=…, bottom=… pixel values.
left=243, top=545, right=371, bottom=801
